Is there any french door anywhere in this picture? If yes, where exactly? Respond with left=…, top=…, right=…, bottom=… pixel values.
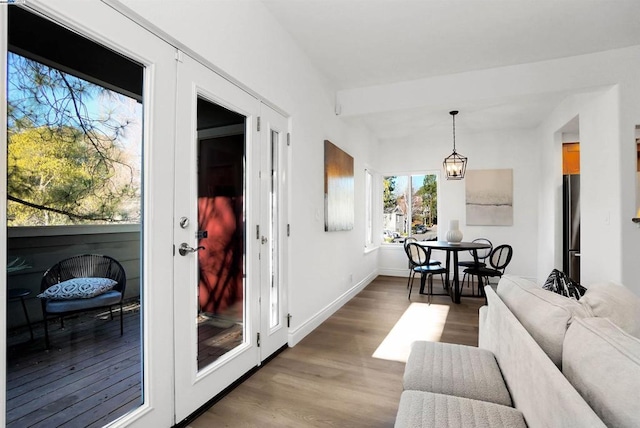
left=258, top=106, right=289, bottom=358
left=173, top=52, right=288, bottom=422
left=2, top=2, right=177, bottom=428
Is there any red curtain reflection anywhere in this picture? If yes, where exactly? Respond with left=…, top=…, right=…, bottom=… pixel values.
left=197, top=196, right=243, bottom=317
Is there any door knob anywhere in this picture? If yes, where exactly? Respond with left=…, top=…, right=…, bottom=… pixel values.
left=178, top=243, right=205, bottom=256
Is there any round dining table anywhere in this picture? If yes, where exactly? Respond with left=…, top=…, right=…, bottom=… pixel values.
left=417, top=240, right=491, bottom=303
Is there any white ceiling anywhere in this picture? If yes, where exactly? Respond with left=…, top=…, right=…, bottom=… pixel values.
left=261, top=0, right=640, bottom=137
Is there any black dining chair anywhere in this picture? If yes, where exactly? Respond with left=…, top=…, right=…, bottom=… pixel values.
left=463, top=244, right=513, bottom=295
left=405, top=242, right=448, bottom=302
left=404, top=238, right=442, bottom=289
left=459, top=238, right=492, bottom=295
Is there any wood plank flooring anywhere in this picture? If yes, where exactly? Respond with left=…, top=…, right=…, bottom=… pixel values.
left=6, top=301, right=143, bottom=428
left=187, top=275, right=484, bottom=428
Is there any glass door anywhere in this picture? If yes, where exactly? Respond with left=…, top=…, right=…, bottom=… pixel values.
left=258, top=106, right=289, bottom=359
left=2, top=2, right=176, bottom=428
left=173, top=52, right=260, bottom=422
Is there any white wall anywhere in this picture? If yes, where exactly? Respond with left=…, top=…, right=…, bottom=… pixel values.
left=376, top=126, right=540, bottom=281
left=117, top=0, right=380, bottom=343
left=537, top=59, right=640, bottom=295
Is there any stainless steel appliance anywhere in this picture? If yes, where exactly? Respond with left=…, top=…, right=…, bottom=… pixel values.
left=563, top=174, right=580, bottom=283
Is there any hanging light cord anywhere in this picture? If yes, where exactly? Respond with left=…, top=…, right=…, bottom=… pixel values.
left=452, top=113, right=456, bottom=152
left=450, top=110, right=459, bottom=153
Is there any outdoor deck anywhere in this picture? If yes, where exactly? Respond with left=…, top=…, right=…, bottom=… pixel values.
left=6, top=300, right=242, bottom=427
left=6, top=301, right=143, bottom=428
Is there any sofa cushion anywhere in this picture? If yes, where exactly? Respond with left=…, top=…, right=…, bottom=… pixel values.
left=403, top=341, right=512, bottom=407
left=394, top=390, right=526, bottom=428
left=563, top=317, right=640, bottom=428
left=579, top=282, right=640, bottom=338
left=496, top=275, right=590, bottom=367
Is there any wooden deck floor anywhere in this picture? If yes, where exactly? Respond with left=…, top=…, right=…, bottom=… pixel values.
left=188, top=275, right=484, bottom=428
left=6, top=301, right=143, bottom=428
left=6, top=300, right=244, bottom=428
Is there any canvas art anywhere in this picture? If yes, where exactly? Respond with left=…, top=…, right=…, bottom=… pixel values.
left=465, top=169, right=513, bottom=226
left=324, top=140, right=354, bottom=231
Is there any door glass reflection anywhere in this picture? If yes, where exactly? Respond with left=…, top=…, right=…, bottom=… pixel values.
left=269, top=130, right=280, bottom=328
left=196, top=98, right=246, bottom=370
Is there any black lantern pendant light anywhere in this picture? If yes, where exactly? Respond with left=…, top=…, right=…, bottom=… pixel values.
left=443, top=110, right=467, bottom=180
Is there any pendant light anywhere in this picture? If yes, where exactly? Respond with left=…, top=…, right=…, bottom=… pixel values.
left=443, top=110, right=467, bottom=180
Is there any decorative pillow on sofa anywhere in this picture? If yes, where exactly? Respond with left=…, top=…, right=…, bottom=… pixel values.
left=38, top=277, right=117, bottom=300
left=543, top=269, right=586, bottom=300
left=579, top=282, right=640, bottom=339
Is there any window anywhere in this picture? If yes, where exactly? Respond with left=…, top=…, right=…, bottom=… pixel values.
left=7, top=7, right=143, bottom=227
left=365, top=169, right=373, bottom=247
left=382, top=173, right=437, bottom=243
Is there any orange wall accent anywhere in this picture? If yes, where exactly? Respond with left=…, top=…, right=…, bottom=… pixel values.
left=563, top=142, right=580, bottom=175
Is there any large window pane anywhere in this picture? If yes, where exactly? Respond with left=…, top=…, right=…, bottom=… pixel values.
left=6, top=8, right=144, bottom=427
left=383, top=173, right=437, bottom=242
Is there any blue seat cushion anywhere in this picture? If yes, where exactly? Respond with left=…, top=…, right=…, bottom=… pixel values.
left=45, top=290, right=122, bottom=313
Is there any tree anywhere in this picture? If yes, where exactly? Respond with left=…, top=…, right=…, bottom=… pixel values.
left=7, top=126, right=136, bottom=225
left=7, top=52, right=141, bottom=226
left=417, top=174, right=438, bottom=226
left=383, top=176, right=397, bottom=210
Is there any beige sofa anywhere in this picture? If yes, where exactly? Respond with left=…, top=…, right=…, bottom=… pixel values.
left=395, top=275, right=640, bottom=427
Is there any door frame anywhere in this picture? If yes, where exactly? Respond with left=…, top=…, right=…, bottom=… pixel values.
left=1, top=2, right=176, bottom=427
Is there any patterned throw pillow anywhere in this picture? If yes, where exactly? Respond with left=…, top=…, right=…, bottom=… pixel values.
left=37, top=277, right=117, bottom=300
left=543, top=269, right=587, bottom=300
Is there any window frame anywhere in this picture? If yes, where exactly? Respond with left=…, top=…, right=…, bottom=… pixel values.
left=381, top=170, right=440, bottom=245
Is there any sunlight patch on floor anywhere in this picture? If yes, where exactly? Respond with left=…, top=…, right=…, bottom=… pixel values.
left=372, top=302, right=450, bottom=362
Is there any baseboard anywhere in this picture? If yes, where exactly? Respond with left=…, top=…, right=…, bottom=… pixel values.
left=377, top=268, right=408, bottom=277
left=288, top=269, right=378, bottom=346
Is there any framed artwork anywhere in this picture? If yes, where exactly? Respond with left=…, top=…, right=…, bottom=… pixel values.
left=465, top=169, right=513, bottom=226
left=324, top=140, right=354, bottom=231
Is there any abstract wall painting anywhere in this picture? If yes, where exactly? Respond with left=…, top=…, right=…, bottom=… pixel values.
left=465, top=169, right=513, bottom=226
left=324, top=140, right=354, bottom=231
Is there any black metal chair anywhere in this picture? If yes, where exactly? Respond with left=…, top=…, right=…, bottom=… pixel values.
left=403, top=236, right=418, bottom=289
left=404, top=237, right=441, bottom=289
left=463, top=244, right=513, bottom=294
left=405, top=242, right=448, bottom=302
left=39, top=254, right=126, bottom=349
left=459, top=238, right=493, bottom=295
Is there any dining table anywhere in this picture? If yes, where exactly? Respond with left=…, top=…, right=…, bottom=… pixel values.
left=417, top=240, right=491, bottom=303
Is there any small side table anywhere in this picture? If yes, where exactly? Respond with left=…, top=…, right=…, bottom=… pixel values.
left=8, top=288, right=34, bottom=340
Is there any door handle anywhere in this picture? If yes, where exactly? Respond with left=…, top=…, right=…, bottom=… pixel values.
left=261, top=236, right=268, bottom=244
left=178, top=243, right=205, bottom=256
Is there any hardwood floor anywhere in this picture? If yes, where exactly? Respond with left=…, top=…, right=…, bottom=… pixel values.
left=187, top=275, right=484, bottom=428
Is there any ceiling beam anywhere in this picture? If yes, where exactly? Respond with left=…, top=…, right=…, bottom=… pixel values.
left=336, top=45, right=640, bottom=118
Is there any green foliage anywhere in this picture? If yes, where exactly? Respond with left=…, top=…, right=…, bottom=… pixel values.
left=7, top=126, right=135, bottom=225
left=415, top=175, right=437, bottom=226
left=383, top=176, right=397, bottom=210
left=7, top=52, right=141, bottom=226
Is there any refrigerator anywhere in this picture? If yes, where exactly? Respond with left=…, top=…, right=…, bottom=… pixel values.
left=563, top=174, right=580, bottom=283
